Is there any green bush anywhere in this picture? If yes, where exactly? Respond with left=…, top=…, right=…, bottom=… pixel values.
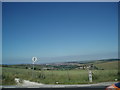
left=2, top=72, right=16, bottom=85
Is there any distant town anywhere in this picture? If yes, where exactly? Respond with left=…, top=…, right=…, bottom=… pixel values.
left=2, top=59, right=119, bottom=71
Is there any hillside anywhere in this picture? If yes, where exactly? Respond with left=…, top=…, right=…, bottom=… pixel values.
left=94, top=61, right=119, bottom=70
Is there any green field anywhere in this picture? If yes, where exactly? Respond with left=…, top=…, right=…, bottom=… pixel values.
left=95, top=61, right=119, bottom=70
left=1, top=60, right=119, bottom=85
left=2, top=68, right=119, bottom=85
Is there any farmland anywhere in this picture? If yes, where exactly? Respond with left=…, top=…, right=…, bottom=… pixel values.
left=1, top=59, right=120, bottom=85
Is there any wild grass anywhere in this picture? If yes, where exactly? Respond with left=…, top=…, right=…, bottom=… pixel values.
left=2, top=67, right=119, bottom=85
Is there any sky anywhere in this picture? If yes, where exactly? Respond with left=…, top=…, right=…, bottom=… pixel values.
left=2, top=2, right=118, bottom=64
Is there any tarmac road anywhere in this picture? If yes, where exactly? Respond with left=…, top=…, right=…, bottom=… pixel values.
left=1, top=80, right=116, bottom=90
left=0, top=83, right=111, bottom=88
left=1, top=85, right=107, bottom=90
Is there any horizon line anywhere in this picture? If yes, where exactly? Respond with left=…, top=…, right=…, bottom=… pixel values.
left=1, top=58, right=119, bottom=65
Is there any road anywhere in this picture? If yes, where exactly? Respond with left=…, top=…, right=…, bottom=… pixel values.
left=1, top=82, right=116, bottom=88
left=1, top=79, right=117, bottom=88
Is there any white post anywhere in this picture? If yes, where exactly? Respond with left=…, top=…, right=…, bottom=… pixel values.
left=89, top=70, right=92, bottom=83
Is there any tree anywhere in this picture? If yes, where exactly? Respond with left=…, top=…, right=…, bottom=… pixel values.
left=25, top=67, right=28, bottom=69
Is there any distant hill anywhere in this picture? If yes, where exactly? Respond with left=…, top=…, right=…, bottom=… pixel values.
left=94, top=61, right=119, bottom=70
left=2, top=58, right=119, bottom=70
left=64, top=59, right=119, bottom=70
left=65, top=58, right=119, bottom=64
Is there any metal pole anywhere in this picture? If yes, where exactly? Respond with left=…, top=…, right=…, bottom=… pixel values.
left=32, top=57, right=37, bottom=78
left=32, top=62, right=34, bottom=78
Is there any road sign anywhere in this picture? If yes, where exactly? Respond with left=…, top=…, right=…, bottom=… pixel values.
left=32, top=57, right=37, bottom=62
left=89, top=70, right=92, bottom=82
left=32, top=57, right=38, bottom=78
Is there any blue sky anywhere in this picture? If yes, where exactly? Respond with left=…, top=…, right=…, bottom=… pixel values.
left=2, top=2, right=118, bottom=64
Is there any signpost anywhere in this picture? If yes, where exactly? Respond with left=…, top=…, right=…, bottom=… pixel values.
left=32, top=57, right=37, bottom=78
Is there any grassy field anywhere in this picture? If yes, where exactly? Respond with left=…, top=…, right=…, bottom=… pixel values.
left=1, top=60, right=119, bottom=85
left=95, top=61, right=119, bottom=70
left=2, top=67, right=119, bottom=85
